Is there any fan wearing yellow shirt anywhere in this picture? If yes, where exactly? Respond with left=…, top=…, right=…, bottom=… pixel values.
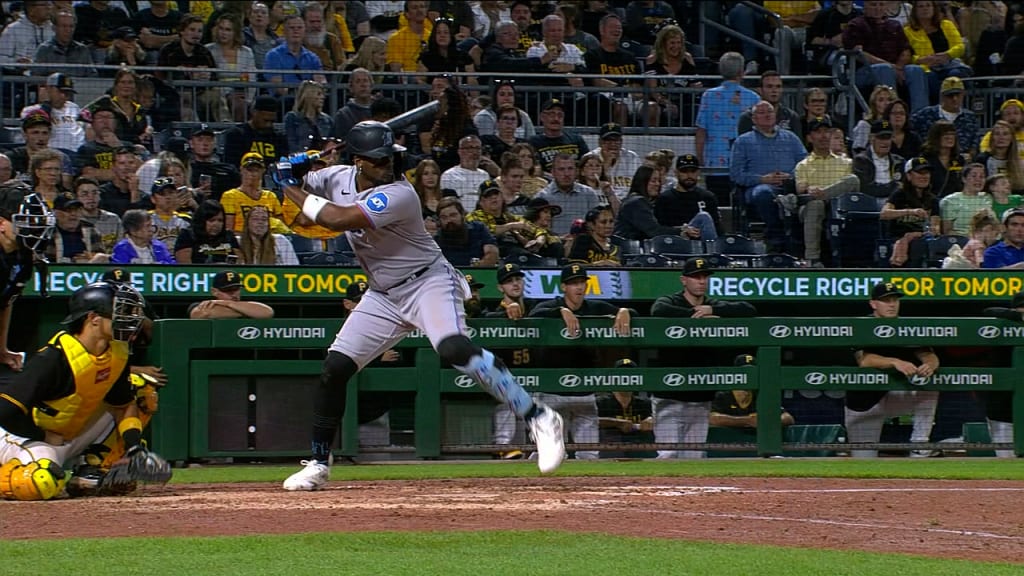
left=219, top=153, right=289, bottom=234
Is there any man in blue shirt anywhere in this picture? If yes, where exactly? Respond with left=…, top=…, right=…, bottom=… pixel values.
left=263, top=14, right=326, bottom=95
left=730, top=101, right=808, bottom=252
left=983, top=208, right=1024, bottom=269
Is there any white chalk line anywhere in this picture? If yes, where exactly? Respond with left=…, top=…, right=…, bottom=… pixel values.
left=741, top=487, right=1024, bottom=494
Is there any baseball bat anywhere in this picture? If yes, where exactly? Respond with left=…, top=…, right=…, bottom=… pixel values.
left=383, top=100, right=440, bottom=132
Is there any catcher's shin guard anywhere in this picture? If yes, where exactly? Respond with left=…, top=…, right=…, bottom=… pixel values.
left=0, top=458, right=67, bottom=500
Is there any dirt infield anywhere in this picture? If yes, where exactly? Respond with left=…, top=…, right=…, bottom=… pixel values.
left=3, top=476, right=1023, bottom=562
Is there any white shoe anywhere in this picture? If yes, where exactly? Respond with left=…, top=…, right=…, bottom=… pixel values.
left=527, top=403, right=565, bottom=474
left=909, top=449, right=941, bottom=458
left=283, top=459, right=329, bottom=491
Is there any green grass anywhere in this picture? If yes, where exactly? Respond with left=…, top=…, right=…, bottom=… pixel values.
left=170, top=458, right=1024, bottom=485
left=0, top=531, right=1019, bottom=576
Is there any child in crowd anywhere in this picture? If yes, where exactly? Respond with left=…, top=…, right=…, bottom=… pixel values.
left=985, top=174, right=1023, bottom=221
left=960, top=211, right=1001, bottom=268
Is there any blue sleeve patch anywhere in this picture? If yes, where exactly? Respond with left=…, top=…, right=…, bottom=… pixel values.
left=364, top=192, right=389, bottom=213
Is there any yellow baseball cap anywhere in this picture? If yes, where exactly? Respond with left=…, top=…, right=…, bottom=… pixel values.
left=241, top=152, right=265, bottom=168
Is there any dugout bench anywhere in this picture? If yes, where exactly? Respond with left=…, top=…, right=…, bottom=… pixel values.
left=144, top=318, right=1024, bottom=462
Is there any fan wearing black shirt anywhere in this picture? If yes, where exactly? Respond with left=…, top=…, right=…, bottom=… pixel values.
left=654, top=154, right=721, bottom=241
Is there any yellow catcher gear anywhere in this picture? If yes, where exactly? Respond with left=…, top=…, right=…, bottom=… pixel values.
left=0, top=458, right=67, bottom=500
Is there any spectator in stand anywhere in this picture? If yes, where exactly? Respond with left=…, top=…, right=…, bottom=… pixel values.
left=480, top=20, right=548, bottom=74
left=344, top=36, right=399, bottom=92
left=644, top=22, right=700, bottom=126
left=851, top=85, right=896, bottom=154
left=472, top=0, right=511, bottom=40
left=0, top=0, right=54, bottom=66
left=695, top=52, right=760, bottom=201
left=47, top=193, right=108, bottom=264
left=441, top=135, right=491, bottom=213
left=466, top=179, right=533, bottom=258
left=174, top=199, right=241, bottom=265
left=979, top=100, right=1024, bottom=159
left=188, top=270, right=274, bottom=319
left=146, top=177, right=192, bottom=249
left=584, top=13, right=651, bottom=127
left=412, top=158, right=443, bottom=230
left=32, top=74, right=84, bottom=158
left=853, top=120, right=906, bottom=200
left=529, top=99, right=589, bottom=174
left=842, top=0, right=929, bottom=113
left=220, top=153, right=287, bottom=234
left=132, top=0, right=181, bottom=65
left=427, top=0, right=474, bottom=40
left=903, top=1, right=972, bottom=103
left=884, top=99, right=922, bottom=160
left=494, top=155, right=532, bottom=216
left=975, top=121, right=1024, bottom=192
left=567, top=204, right=620, bottom=266
left=33, top=9, right=96, bottom=77
left=588, top=122, right=644, bottom=200
left=75, top=176, right=122, bottom=253
left=29, top=150, right=69, bottom=208
left=186, top=124, right=238, bottom=203
left=525, top=14, right=587, bottom=123
left=244, top=2, right=280, bottom=69
left=960, top=210, right=1000, bottom=268
left=940, top=163, right=992, bottom=236
left=302, top=1, right=346, bottom=72
left=111, top=208, right=176, bottom=265
left=421, top=80, right=480, bottom=172
left=536, top=153, right=602, bottom=235
left=799, top=87, right=836, bottom=142
left=509, top=143, right=549, bottom=198
left=74, top=0, right=128, bottom=64
left=806, top=0, right=862, bottom=75
left=644, top=148, right=677, bottom=190
left=333, top=68, right=375, bottom=139
left=106, top=70, right=152, bottom=146
left=158, top=14, right=223, bottom=123
left=10, top=108, right=74, bottom=189
left=1003, top=8, right=1024, bottom=77
left=239, top=205, right=299, bottom=266
left=986, top=174, right=1024, bottom=219
left=264, top=14, right=327, bottom=97
left=222, top=96, right=287, bottom=171
left=738, top=71, right=803, bottom=137
left=416, top=16, right=475, bottom=83
left=481, top=104, right=525, bottom=166
left=654, top=154, right=721, bottom=242
left=76, top=100, right=126, bottom=184
left=911, top=77, right=980, bottom=157
left=982, top=207, right=1024, bottom=269
left=475, top=79, right=535, bottom=140
left=576, top=154, right=617, bottom=214
left=367, top=0, right=406, bottom=35
left=883, top=157, right=941, bottom=267
left=730, top=101, right=808, bottom=253
left=385, top=1, right=431, bottom=73
left=97, top=146, right=140, bottom=218
left=624, top=0, right=675, bottom=47
left=0, top=154, right=12, bottom=183
left=206, top=13, right=256, bottom=123
left=520, top=197, right=564, bottom=260
left=614, top=164, right=685, bottom=242
left=285, top=81, right=334, bottom=154
left=433, top=197, right=499, bottom=267
left=920, top=120, right=969, bottom=198
left=322, top=2, right=357, bottom=56
left=555, top=3, right=599, bottom=55
left=792, top=116, right=860, bottom=267
left=102, top=26, right=146, bottom=74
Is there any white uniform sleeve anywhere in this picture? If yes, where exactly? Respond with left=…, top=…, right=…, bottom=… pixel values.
left=356, top=182, right=417, bottom=230
left=303, top=166, right=328, bottom=197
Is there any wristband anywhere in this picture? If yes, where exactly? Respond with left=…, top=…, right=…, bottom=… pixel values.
left=302, top=194, right=330, bottom=222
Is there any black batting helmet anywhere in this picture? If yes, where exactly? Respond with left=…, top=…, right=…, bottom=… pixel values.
left=61, top=282, right=145, bottom=341
left=346, top=121, right=405, bottom=159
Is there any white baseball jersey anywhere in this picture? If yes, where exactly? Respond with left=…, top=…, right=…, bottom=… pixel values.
left=303, top=164, right=443, bottom=292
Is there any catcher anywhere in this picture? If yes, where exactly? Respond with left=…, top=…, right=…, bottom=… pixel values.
left=0, top=282, right=171, bottom=500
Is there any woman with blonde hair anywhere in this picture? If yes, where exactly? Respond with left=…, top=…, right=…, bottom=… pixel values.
left=904, top=0, right=972, bottom=99
left=645, top=23, right=699, bottom=125
left=285, top=81, right=334, bottom=154
left=345, top=36, right=391, bottom=85
left=509, top=143, right=548, bottom=197
left=240, top=206, right=299, bottom=265
left=974, top=120, right=1024, bottom=193
left=852, top=85, right=896, bottom=153
left=206, top=13, right=256, bottom=122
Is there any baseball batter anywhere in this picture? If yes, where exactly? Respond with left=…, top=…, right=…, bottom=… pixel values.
left=277, top=121, right=565, bottom=491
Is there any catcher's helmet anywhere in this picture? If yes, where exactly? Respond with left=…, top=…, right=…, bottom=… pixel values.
left=346, top=121, right=405, bottom=159
left=12, top=192, right=55, bottom=252
left=61, top=282, right=145, bottom=341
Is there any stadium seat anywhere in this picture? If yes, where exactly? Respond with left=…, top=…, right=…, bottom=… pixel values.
left=646, top=234, right=705, bottom=260
left=288, top=234, right=320, bottom=253
left=509, top=252, right=557, bottom=268
left=624, top=253, right=674, bottom=267
left=828, top=193, right=884, bottom=267
left=927, top=235, right=969, bottom=267
left=758, top=253, right=802, bottom=268
left=298, top=251, right=358, bottom=266
left=610, top=235, right=643, bottom=256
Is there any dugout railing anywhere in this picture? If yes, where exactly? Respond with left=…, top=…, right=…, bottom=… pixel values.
left=143, top=317, right=1024, bottom=463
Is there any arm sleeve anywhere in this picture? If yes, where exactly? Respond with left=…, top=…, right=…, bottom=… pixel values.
left=710, top=300, right=758, bottom=318
left=527, top=300, right=565, bottom=318
left=942, top=20, right=965, bottom=59
left=103, top=367, right=133, bottom=407
left=620, top=198, right=679, bottom=238
left=983, top=307, right=1024, bottom=321
left=0, top=347, right=67, bottom=440
left=730, top=138, right=759, bottom=187
left=650, top=295, right=692, bottom=317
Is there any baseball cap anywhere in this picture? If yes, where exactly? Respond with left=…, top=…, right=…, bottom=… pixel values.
left=525, top=197, right=562, bottom=218
left=870, top=119, right=893, bottom=136
left=345, top=280, right=368, bottom=300
left=190, top=123, right=216, bottom=138
left=807, top=116, right=832, bottom=132
left=213, top=270, right=242, bottom=291
left=441, top=188, right=460, bottom=198
left=53, top=194, right=83, bottom=211
left=497, top=262, right=524, bottom=284
left=560, top=263, right=588, bottom=284
left=46, top=73, right=76, bottom=93
left=241, top=152, right=265, bottom=168
left=682, top=256, right=714, bottom=277
left=614, top=358, right=636, bottom=368
left=479, top=179, right=501, bottom=197
left=151, top=176, right=177, bottom=195
left=599, top=122, right=623, bottom=139
left=1001, top=207, right=1024, bottom=225
left=734, top=353, right=756, bottom=367
left=163, top=136, right=190, bottom=161
left=111, top=26, right=139, bottom=41
left=941, top=76, right=965, bottom=95
left=21, top=107, right=50, bottom=129
left=1011, top=291, right=1024, bottom=309
left=676, top=153, right=699, bottom=170
left=905, top=157, right=932, bottom=173
left=464, top=273, right=485, bottom=290
left=542, top=98, right=565, bottom=112
left=102, top=268, right=131, bottom=284
left=871, top=281, right=903, bottom=300
left=253, top=95, right=279, bottom=113
left=1000, top=99, right=1024, bottom=113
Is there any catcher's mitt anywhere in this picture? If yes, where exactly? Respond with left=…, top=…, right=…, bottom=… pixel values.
left=100, top=446, right=172, bottom=491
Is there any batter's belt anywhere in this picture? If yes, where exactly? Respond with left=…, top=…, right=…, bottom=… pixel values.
left=378, top=258, right=440, bottom=294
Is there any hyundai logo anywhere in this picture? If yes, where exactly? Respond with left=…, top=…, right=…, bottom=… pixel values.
left=978, top=325, right=1001, bottom=339
left=559, top=374, right=581, bottom=388
left=804, top=372, right=827, bottom=386
left=662, top=373, right=685, bottom=387
left=873, top=325, right=896, bottom=338
left=909, top=374, right=931, bottom=386
left=560, top=328, right=580, bottom=340
left=454, top=375, right=476, bottom=388
left=664, top=326, right=687, bottom=339
left=465, top=327, right=477, bottom=339
left=237, top=326, right=261, bottom=340
left=769, top=325, right=791, bottom=338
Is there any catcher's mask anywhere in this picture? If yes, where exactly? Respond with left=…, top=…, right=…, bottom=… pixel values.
left=12, top=193, right=56, bottom=253
left=62, top=282, right=145, bottom=341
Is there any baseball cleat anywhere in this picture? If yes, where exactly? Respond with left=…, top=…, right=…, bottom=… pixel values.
left=283, top=459, right=330, bottom=491
left=527, top=403, right=565, bottom=474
